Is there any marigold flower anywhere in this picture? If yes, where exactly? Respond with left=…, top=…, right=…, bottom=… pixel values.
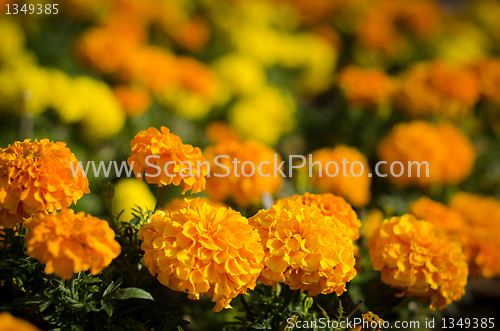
left=377, top=121, right=476, bottom=187
left=397, top=61, right=480, bottom=118
left=138, top=198, right=264, bottom=312
left=204, top=138, right=283, bottom=207
left=274, top=193, right=361, bottom=241
left=471, top=57, right=500, bottom=103
left=161, top=197, right=227, bottom=212
left=114, top=178, right=155, bottom=223
left=337, top=66, right=395, bottom=108
left=368, top=214, right=468, bottom=310
left=0, top=139, right=89, bottom=228
left=24, top=209, right=121, bottom=280
left=309, top=145, right=371, bottom=208
left=113, top=85, right=152, bottom=117
left=249, top=200, right=357, bottom=296
left=0, top=311, right=41, bottom=331
left=449, top=193, right=500, bottom=278
left=361, top=209, right=384, bottom=239
left=128, top=126, right=208, bottom=194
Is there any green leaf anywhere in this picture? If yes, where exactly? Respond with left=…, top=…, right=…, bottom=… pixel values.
left=0, top=295, right=50, bottom=310
left=101, top=300, right=113, bottom=318
left=106, top=288, right=154, bottom=301
left=103, top=277, right=123, bottom=297
left=39, top=300, right=52, bottom=312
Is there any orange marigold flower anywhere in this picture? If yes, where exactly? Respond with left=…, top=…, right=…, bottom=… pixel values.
left=470, top=57, right=500, bottom=103
left=138, top=198, right=264, bottom=312
left=249, top=200, right=357, bottom=296
left=274, top=193, right=361, bottom=241
left=337, top=66, right=396, bottom=108
left=368, top=214, right=468, bottom=310
left=204, top=139, right=282, bottom=207
left=127, top=126, right=208, bottom=194
left=24, top=209, right=121, bottom=280
left=361, top=209, right=384, bottom=239
left=0, top=139, right=90, bottom=228
left=309, top=145, right=371, bottom=208
left=161, top=197, right=227, bottom=212
left=113, top=85, right=152, bottom=117
left=449, top=192, right=500, bottom=278
left=397, top=61, right=480, bottom=118
left=377, top=121, right=476, bottom=187
left=0, top=311, right=41, bottom=331
left=205, top=121, right=240, bottom=145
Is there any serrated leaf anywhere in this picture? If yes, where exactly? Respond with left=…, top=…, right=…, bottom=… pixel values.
left=103, top=277, right=123, bottom=297
left=106, top=288, right=154, bottom=301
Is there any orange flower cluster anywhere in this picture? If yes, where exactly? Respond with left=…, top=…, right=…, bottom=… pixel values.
left=449, top=193, right=500, bottom=278
left=249, top=199, right=357, bottom=296
left=113, top=85, right=152, bottom=117
left=0, top=139, right=89, bottom=228
left=161, top=197, right=227, bottom=213
left=309, top=145, right=371, bottom=208
left=274, top=193, right=361, bottom=241
left=138, top=198, right=264, bottom=312
left=204, top=131, right=283, bottom=207
left=337, top=66, right=395, bottom=108
left=25, top=209, right=121, bottom=280
left=377, top=121, right=476, bottom=187
left=471, top=57, right=500, bottom=103
left=397, top=61, right=480, bottom=118
left=128, top=127, right=208, bottom=194
left=369, top=214, right=468, bottom=310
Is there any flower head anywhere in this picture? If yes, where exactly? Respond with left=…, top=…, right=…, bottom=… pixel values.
left=274, top=193, right=361, bottom=241
left=128, top=126, right=208, bottom=194
left=0, top=311, right=41, bottom=331
left=337, top=66, right=395, bottom=108
left=377, top=121, right=476, bottom=187
left=161, top=197, right=227, bottom=212
left=471, top=57, right=500, bottom=103
left=138, top=198, right=264, bottom=312
left=449, top=192, right=500, bottom=278
left=249, top=200, right=357, bottom=296
left=113, top=178, right=155, bottom=223
left=309, top=145, right=371, bottom=208
left=0, top=139, right=90, bottom=228
left=204, top=138, right=283, bottom=206
left=24, top=209, right=121, bottom=280
left=368, top=214, right=468, bottom=310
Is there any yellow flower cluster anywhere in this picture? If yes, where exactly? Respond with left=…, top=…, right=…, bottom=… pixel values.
left=0, top=311, right=40, bottom=331
left=274, top=193, right=361, bottom=241
left=397, top=61, right=480, bottom=118
left=377, top=121, right=476, bottom=187
left=128, top=127, right=208, bottom=194
left=113, top=178, right=155, bottom=223
left=25, top=209, right=121, bottom=280
left=309, top=145, right=371, bottom=208
left=249, top=199, right=357, bottom=296
left=204, top=131, right=283, bottom=207
left=337, top=66, right=395, bottom=108
left=368, top=214, right=468, bottom=310
left=138, top=198, right=264, bottom=312
left=0, top=139, right=89, bottom=228
left=449, top=193, right=500, bottom=278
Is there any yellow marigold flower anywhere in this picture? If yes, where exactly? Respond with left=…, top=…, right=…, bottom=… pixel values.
left=204, top=139, right=282, bottom=206
left=337, top=66, right=395, bottom=108
left=249, top=200, right=357, bottom=296
left=0, top=311, right=41, bottom=331
left=0, top=139, right=89, bottom=228
left=274, top=193, right=361, bottom=241
left=397, top=61, right=480, bottom=118
left=377, top=121, right=476, bottom=187
left=353, top=311, right=385, bottom=331
left=114, top=178, right=155, bottom=223
left=471, top=57, right=500, bottom=103
left=127, top=126, right=207, bottom=194
left=113, top=85, right=151, bottom=117
left=228, top=86, right=296, bottom=146
left=309, top=145, right=371, bottom=208
left=449, top=192, right=500, bottom=278
left=161, top=197, right=227, bottom=212
left=24, top=209, right=121, bottom=280
left=368, top=214, right=468, bottom=310
left=138, top=198, right=264, bottom=312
